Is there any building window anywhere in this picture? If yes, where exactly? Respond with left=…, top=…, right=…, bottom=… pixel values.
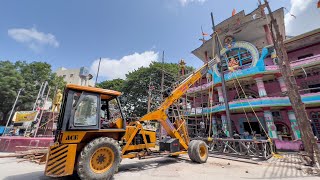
left=298, top=54, right=313, bottom=60
left=70, top=74, right=74, bottom=77
left=234, top=91, right=258, bottom=100
left=272, top=111, right=282, bottom=121
left=221, top=47, right=253, bottom=72
left=74, top=94, right=98, bottom=126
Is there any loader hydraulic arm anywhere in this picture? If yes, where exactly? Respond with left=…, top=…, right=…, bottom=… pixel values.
left=140, top=58, right=218, bottom=150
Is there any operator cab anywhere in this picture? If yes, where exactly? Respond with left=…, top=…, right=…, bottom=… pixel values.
left=56, top=84, right=126, bottom=136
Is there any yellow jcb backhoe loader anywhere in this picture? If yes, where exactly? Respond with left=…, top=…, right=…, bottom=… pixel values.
left=45, top=58, right=217, bottom=179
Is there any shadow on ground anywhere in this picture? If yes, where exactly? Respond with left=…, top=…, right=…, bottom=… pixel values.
left=260, top=153, right=316, bottom=179
left=3, top=156, right=189, bottom=180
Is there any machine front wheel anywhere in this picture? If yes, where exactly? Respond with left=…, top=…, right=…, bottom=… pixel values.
left=76, top=137, right=121, bottom=180
left=188, top=140, right=208, bottom=163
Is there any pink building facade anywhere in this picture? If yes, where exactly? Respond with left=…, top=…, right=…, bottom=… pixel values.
left=186, top=6, right=320, bottom=145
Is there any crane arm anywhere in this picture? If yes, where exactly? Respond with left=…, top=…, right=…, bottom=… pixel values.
left=139, top=58, right=218, bottom=150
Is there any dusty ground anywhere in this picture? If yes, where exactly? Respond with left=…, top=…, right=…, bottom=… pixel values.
left=0, top=153, right=319, bottom=180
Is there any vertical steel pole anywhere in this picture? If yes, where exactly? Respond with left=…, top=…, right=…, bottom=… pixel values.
left=33, top=82, right=44, bottom=111
left=3, top=88, right=23, bottom=136
left=160, top=51, right=165, bottom=139
left=161, top=51, right=165, bottom=101
left=211, top=13, right=233, bottom=137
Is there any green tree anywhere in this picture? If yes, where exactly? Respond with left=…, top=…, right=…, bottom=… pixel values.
left=96, top=78, right=124, bottom=91
left=0, top=61, right=25, bottom=124
left=0, top=61, right=66, bottom=125
left=15, top=61, right=66, bottom=110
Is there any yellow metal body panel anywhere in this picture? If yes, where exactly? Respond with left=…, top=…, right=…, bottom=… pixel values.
left=45, top=144, right=77, bottom=177
left=60, top=130, right=126, bottom=144
left=61, top=131, right=87, bottom=144
left=121, top=121, right=156, bottom=154
left=114, top=118, right=123, bottom=129
left=122, top=126, right=136, bottom=142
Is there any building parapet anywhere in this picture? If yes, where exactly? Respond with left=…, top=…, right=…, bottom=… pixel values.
left=187, top=81, right=214, bottom=93
left=266, top=54, right=320, bottom=72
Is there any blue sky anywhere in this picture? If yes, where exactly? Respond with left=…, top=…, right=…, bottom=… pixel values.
left=1, top=0, right=318, bottom=82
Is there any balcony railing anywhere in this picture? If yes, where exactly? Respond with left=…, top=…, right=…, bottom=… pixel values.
left=185, top=90, right=320, bottom=115
left=266, top=54, right=320, bottom=71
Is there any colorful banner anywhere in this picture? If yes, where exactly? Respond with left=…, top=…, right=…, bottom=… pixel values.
left=12, top=111, right=38, bottom=123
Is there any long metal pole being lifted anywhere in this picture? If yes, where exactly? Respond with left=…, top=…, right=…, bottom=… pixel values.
left=211, top=12, right=233, bottom=137
left=2, top=88, right=23, bottom=136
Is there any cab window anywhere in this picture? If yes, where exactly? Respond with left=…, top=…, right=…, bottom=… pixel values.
left=74, top=94, right=98, bottom=126
left=109, top=98, right=122, bottom=121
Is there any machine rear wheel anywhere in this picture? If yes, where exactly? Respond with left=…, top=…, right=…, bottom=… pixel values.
left=188, top=140, right=197, bottom=162
left=76, top=137, right=121, bottom=180
left=188, top=140, right=208, bottom=163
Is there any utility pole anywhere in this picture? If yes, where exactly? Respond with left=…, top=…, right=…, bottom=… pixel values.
left=264, top=0, right=320, bottom=166
left=161, top=51, right=165, bottom=101
left=33, top=82, right=44, bottom=111
left=147, top=76, right=152, bottom=113
left=211, top=12, right=233, bottom=137
left=95, top=57, right=102, bottom=85
left=3, top=88, right=23, bottom=136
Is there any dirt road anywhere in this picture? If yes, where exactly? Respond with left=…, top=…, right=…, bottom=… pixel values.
left=0, top=153, right=318, bottom=180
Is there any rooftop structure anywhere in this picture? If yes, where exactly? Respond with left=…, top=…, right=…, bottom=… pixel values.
left=56, top=67, right=94, bottom=86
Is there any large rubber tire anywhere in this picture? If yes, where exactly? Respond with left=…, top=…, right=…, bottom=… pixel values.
left=76, top=137, right=121, bottom=180
left=188, top=140, right=208, bottom=163
left=188, top=140, right=197, bottom=162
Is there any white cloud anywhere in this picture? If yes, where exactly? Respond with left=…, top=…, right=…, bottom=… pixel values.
left=178, top=0, right=206, bottom=6
left=285, top=0, right=320, bottom=36
left=8, top=27, right=59, bottom=51
left=91, top=51, right=159, bottom=80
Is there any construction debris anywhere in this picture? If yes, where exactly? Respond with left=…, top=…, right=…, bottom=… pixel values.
left=0, top=147, right=48, bottom=165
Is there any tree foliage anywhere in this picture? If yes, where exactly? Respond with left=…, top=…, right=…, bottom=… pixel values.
left=96, top=78, right=124, bottom=92
left=0, top=61, right=66, bottom=124
left=97, top=62, right=194, bottom=118
left=0, top=61, right=24, bottom=123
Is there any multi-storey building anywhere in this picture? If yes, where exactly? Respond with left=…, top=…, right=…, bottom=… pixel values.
left=56, top=66, right=94, bottom=86
left=186, top=6, right=320, bottom=146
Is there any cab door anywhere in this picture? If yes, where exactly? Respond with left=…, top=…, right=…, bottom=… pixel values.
left=68, top=91, right=100, bottom=130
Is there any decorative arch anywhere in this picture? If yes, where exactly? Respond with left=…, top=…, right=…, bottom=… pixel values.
left=213, top=41, right=260, bottom=77
left=274, top=121, right=291, bottom=136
